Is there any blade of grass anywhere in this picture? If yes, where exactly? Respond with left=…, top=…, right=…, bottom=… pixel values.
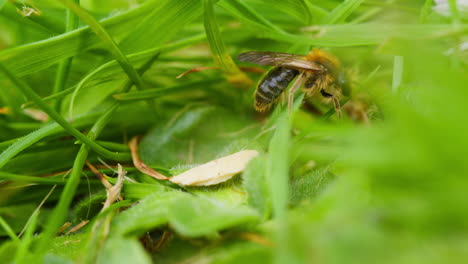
left=58, top=0, right=146, bottom=91
left=52, top=0, right=80, bottom=111
left=392, top=55, right=404, bottom=93
left=0, top=63, right=131, bottom=162
left=204, top=0, right=251, bottom=85
left=14, top=209, right=39, bottom=264
left=0, top=172, right=66, bottom=184
left=5, top=1, right=65, bottom=34
left=218, top=0, right=286, bottom=34
left=448, top=0, right=461, bottom=25
left=0, top=215, right=20, bottom=243
left=95, top=141, right=129, bottom=152
left=322, top=0, right=365, bottom=24
left=419, top=0, right=434, bottom=23
left=4, top=122, right=42, bottom=131
left=19, top=185, right=57, bottom=238
left=23, top=33, right=205, bottom=110
left=113, top=79, right=223, bottom=101
left=350, top=3, right=383, bottom=24
left=0, top=0, right=155, bottom=76
left=0, top=0, right=6, bottom=10
left=22, top=86, right=76, bottom=109
left=0, top=112, right=100, bottom=169
left=0, top=86, right=24, bottom=118
left=277, top=0, right=312, bottom=25
left=119, top=0, right=203, bottom=52
left=34, top=106, right=118, bottom=255
left=67, top=34, right=205, bottom=116
left=34, top=54, right=159, bottom=255
left=304, top=1, right=329, bottom=22
left=266, top=24, right=468, bottom=47
left=267, top=113, right=291, bottom=264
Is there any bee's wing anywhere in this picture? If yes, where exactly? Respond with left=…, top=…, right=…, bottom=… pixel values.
left=237, top=51, right=323, bottom=71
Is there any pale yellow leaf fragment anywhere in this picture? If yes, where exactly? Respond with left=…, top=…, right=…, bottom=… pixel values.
left=169, top=150, right=259, bottom=186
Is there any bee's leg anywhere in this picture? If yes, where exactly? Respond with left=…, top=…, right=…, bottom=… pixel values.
left=288, top=72, right=305, bottom=114
left=280, top=92, right=286, bottom=106
left=332, top=96, right=342, bottom=119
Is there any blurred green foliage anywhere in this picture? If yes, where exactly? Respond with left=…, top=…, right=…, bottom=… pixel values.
left=0, top=0, right=467, bottom=263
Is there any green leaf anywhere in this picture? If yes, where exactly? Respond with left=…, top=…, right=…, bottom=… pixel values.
left=112, top=192, right=176, bottom=236
left=47, top=234, right=87, bottom=262
left=97, top=238, right=151, bottom=264
left=113, top=191, right=258, bottom=238
left=267, top=114, right=290, bottom=220
left=242, top=155, right=270, bottom=219
left=139, top=106, right=215, bottom=167
left=167, top=195, right=258, bottom=237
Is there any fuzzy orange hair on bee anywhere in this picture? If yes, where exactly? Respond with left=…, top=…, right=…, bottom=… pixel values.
left=238, top=49, right=350, bottom=116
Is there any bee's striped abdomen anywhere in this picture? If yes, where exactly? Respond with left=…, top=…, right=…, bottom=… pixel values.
left=254, top=67, right=299, bottom=111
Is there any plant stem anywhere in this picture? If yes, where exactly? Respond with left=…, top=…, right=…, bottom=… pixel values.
left=0, top=63, right=131, bottom=162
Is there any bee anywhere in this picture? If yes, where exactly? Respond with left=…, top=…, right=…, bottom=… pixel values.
left=237, top=49, right=350, bottom=116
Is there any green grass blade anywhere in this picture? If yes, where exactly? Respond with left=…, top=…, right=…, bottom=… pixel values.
left=263, top=24, right=468, bottom=47
left=22, top=86, right=76, bottom=109
left=34, top=136, right=92, bottom=255
left=0, top=63, right=131, bottom=162
left=34, top=52, right=159, bottom=255
left=52, top=0, right=80, bottom=111
left=419, top=0, right=434, bottom=23
left=392, top=55, right=404, bottom=92
left=67, top=52, right=159, bottom=119
left=34, top=105, right=119, bottom=255
left=267, top=113, right=291, bottom=264
left=58, top=0, right=146, bottom=91
left=322, top=0, right=365, bottom=24
left=218, top=0, right=286, bottom=34
left=0, top=171, right=66, bottom=184
left=0, top=85, right=24, bottom=118
left=304, top=1, right=329, bottom=22
left=119, top=0, right=204, bottom=52
left=0, top=1, right=155, bottom=76
left=113, top=79, right=223, bottom=101
left=6, top=1, right=65, bottom=34
left=276, top=0, right=312, bottom=25
left=0, top=112, right=100, bottom=169
left=204, top=0, right=251, bottom=84
left=67, top=34, right=205, bottom=116
left=23, top=34, right=204, bottom=111
left=14, top=209, right=39, bottom=264
left=448, top=0, right=461, bottom=24
left=0, top=0, right=6, bottom=10
left=0, top=215, right=20, bottom=242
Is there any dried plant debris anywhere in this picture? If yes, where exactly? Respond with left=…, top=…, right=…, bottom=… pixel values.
left=129, top=136, right=259, bottom=186
left=169, top=150, right=259, bottom=186
left=129, top=136, right=169, bottom=180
